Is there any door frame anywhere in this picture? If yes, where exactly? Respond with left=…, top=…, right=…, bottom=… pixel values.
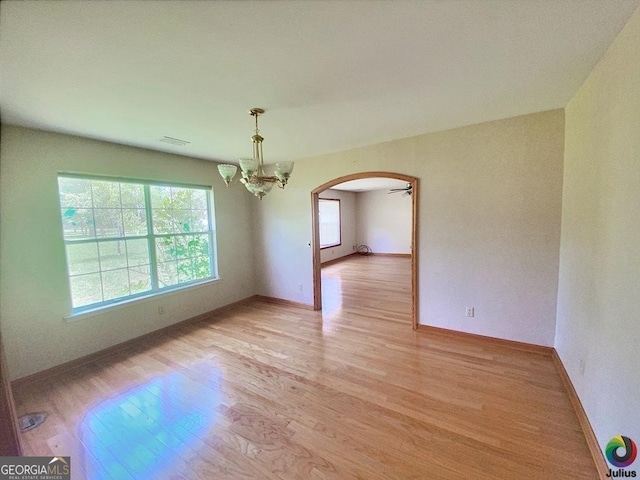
left=311, top=171, right=418, bottom=329
left=0, top=335, right=23, bottom=456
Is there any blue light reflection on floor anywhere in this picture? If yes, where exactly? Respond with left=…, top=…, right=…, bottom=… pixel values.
left=80, top=364, right=222, bottom=479
left=321, top=276, right=343, bottom=326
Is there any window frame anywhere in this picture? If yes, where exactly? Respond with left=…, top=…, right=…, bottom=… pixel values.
left=318, top=198, right=342, bottom=249
left=57, top=173, right=218, bottom=315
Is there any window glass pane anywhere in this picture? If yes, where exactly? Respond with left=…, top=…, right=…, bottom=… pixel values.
left=70, top=273, right=103, bottom=308
left=98, top=240, right=128, bottom=271
left=193, top=234, right=210, bottom=257
left=158, top=261, right=178, bottom=288
left=126, top=239, right=149, bottom=267
left=194, top=256, right=211, bottom=279
left=319, top=199, right=341, bottom=248
left=174, top=235, right=192, bottom=260
left=94, top=208, right=124, bottom=238
left=178, top=258, right=194, bottom=283
left=175, top=209, right=195, bottom=233
left=129, top=265, right=151, bottom=294
left=91, top=180, right=122, bottom=208
left=190, top=190, right=207, bottom=209
left=102, top=269, right=130, bottom=301
left=151, top=187, right=209, bottom=234
left=123, top=209, right=147, bottom=236
left=58, top=178, right=92, bottom=208
left=153, top=209, right=199, bottom=234
left=66, top=243, right=100, bottom=275
left=120, top=183, right=145, bottom=208
left=150, top=185, right=171, bottom=208
left=171, top=187, right=194, bottom=206
left=61, top=208, right=95, bottom=240
left=192, top=210, right=209, bottom=232
left=156, top=237, right=176, bottom=262
left=152, top=209, right=176, bottom=235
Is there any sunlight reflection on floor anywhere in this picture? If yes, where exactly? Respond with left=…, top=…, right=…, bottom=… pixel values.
left=321, top=275, right=342, bottom=331
left=80, top=364, right=222, bottom=479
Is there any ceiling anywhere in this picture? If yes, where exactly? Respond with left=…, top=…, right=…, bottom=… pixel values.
left=331, top=178, right=408, bottom=192
left=1, top=1, right=638, bottom=165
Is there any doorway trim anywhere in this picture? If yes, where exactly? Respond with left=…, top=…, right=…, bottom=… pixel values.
left=0, top=336, right=23, bottom=456
left=311, top=171, right=418, bottom=329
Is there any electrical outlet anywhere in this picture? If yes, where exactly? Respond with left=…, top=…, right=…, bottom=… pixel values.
left=299, top=284, right=303, bottom=292
left=466, top=307, right=474, bottom=317
left=158, top=306, right=166, bottom=315
left=579, top=359, right=586, bottom=376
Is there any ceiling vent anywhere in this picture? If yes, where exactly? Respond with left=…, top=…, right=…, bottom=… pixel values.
left=159, top=136, right=190, bottom=146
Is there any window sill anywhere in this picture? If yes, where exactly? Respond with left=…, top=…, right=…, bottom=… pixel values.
left=64, top=277, right=222, bottom=323
left=320, top=243, right=341, bottom=250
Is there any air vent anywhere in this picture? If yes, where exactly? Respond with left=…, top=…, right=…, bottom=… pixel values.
left=159, top=136, right=190, bottom=146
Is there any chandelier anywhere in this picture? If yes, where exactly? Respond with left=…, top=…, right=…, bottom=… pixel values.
left=217, top=108, right=294, bottom=199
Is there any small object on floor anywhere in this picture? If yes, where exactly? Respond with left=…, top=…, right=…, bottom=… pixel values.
left=18, top=412, right=47, bottom=432
left=357, top=245, right=372, bottom=255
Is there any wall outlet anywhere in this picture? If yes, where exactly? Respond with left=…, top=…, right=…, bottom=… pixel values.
left=158, top=306, right=166, bottom=315
left=466, top=307, right=475, bottom=317
left=299, top=284, right=303, bottom=292
left=579, top=359, right=586, bottom=376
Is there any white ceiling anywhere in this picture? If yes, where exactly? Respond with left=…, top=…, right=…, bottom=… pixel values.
left=1, top=1, right=638, bottom=164
left=331, top=178, right=409, bottom=192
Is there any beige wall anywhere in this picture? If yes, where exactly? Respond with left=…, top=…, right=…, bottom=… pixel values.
left=356, top=189, right=411, bottom=254
left=319, top=189, right=357, bottom=263
left=0, top=126, right=255, bottom=379
left=254, top=109, right=565, bottom=346
left=556, top=6, right=640, bottom=450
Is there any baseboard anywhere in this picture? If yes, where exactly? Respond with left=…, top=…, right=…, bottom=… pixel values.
left=320, top=252, right=358, bottom=266
left=253, top=295, right=315, bottom=310
left=551, top=350, right=608, bottom=479
left=11, top=296, right=255, bottom=389
left=416, top=324, right=553, bottom=355
left=321, top=253, right=411, bottom=265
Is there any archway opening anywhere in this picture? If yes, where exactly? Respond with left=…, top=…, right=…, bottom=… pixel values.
left=311, top=172, right=418, bottom=329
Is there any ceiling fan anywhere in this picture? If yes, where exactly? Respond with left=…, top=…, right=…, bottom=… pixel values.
left=388, top=183, right=412, bottom=196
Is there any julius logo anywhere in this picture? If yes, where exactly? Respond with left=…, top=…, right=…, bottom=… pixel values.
left=606, top=436, right=637, bottom=478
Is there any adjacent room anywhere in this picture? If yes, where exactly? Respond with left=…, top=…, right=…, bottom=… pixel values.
left=318, top=178, right=413, bottom=323
left=1, top=1, right=639, bottom=479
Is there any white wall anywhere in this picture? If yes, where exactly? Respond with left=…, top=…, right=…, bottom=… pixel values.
left=356, top=189, right=411, bottom=254
left=254, top=110, right=564, bottom=346
left=556, top=6, right=640, bottom=451
left=319, top=189, right=356, bottom=263
left=0, top=125, right=255, bottom=379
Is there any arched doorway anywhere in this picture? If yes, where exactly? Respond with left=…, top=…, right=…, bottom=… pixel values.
left=311, top=171, right=418, bottom=329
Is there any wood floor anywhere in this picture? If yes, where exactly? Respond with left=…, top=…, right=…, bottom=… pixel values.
left=12, top=255, right=597, bottom=479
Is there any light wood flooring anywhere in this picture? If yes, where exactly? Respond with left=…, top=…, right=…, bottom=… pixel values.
left=13, top=255, right=597, bottom=479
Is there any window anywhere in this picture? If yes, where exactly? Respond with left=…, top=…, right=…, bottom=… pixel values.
left=319, top=198, right=341, bottom=248
left=57, top=175, right=217, bottom=313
